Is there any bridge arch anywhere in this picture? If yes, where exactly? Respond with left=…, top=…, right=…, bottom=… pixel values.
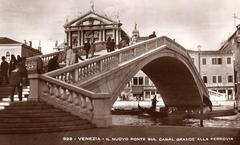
left=109, top=48, right=204, bottom=108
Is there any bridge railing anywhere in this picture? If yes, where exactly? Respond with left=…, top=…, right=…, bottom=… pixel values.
left=26, top=42, right=105, bottom=73
left=45, top=36, right=165, bottom=84
left=29, top=73, right=111, bottom=126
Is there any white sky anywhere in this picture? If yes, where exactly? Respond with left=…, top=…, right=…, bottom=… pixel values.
left=0, top=0, right=240, bottom=54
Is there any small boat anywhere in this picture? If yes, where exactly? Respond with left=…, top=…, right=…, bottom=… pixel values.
left=138, top=102, right=168, bottom=117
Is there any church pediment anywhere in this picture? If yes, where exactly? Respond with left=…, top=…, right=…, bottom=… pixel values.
left=65, top=11, right=119, bottom=27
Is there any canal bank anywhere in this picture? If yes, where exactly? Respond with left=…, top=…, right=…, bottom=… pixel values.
left=0, top=126, right=239, bottom=145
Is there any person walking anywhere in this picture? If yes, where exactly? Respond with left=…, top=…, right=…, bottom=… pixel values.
left=106, top=37, right=111, bottom=52
left=84, top=39, right=91, bottom=59
left=149, top=31, right=157, bottom=39
left=47, top=56, right=59, bottom=72
left=9, top=63, right=23, bottom=101
left=0, top=56, right=9, bottom=84
left=151, top=95, right=158, bottom=111
left=110, top=39, right=116, bottom=52
left=66, top=46, right=73, bottom=66
left=90, top=39, right=96, bottom=58
left=9, top=55, right=17, bottom=76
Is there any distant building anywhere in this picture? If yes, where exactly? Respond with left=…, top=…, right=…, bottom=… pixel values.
left=64, top=10, right=129, bottom=49
left=188, top=50, right=235, bottom=100
left=0, top=37, right=42, bottom=63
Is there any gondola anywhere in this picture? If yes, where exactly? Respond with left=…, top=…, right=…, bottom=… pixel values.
left=137, top=102, right=168, bottom=117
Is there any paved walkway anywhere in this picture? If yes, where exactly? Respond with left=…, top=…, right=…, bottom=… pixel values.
left=0, top=126, right=239, bottom=145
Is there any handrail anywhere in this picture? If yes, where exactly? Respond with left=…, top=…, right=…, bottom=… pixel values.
left=40, top=74, right=110, bottom=99
left=26, top=41, right=105, bottom=73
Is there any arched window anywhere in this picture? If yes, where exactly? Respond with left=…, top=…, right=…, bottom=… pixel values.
left=6, top=51, right=10, bottom=62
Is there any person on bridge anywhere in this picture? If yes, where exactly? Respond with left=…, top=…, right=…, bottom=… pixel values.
left=84, top=39, right=91, bottom=59
left=47, top=56, right=59, bottom=72
left=66, top=46, right=74, bottom=66
left=151, top=95, right=158, bottom=111
left=110, top=39, right=116, bottom=52
left=10, top=63, right=24, bottom=101
left=149, top=31, right=157, bottom=39
left=90, top=39, right=96, bottom=58
left=106, top=37, right=111, bottom=52
left=0, top=56, right=9, bottom=84
left=9, top=55, right=17, bottom=77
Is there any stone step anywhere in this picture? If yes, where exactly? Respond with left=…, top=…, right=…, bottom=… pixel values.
left=0, top=123, right=94, bottom=134
left=0, top=108, right=63, bottom=113
left=0, top=119, right=90, bottom=128
left=2, top=98, right=28, bottom=102
left=0, top=112, right=70, bottom=118
left=0, top=115, right=81, bottom=123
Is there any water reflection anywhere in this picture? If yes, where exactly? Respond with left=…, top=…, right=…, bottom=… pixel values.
left=112, top=114, right=240, bottom=128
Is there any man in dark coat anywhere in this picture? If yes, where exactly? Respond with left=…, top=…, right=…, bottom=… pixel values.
left=10, top=63, right=23, bottom=101
left=0, top=56, right=9, bottom=84
left=47, top=56, right=60, bottom=72
left=84, top=39, right=91, bottom=59
left=149, top=31, right=157, bottom=39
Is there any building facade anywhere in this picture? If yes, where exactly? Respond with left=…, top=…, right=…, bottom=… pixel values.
left=64, top=10, right=129, bottom=49
left=189, top=50, right=235, bottom=100
left=0, top=37, right=41, bottom=63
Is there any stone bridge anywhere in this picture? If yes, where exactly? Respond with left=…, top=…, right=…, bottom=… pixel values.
left=27, top=36, right=211, bottom=127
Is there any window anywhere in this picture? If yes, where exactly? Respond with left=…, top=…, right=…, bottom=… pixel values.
left=218, top=58, right=222, bottom=64
left=139, top=77, right=143, bottom=85
left=145, top=77, right=149, bottom=85
left=6, top=51, right=10, bottom=62
left=228, top=75, right=233, bottom=83
left=212, top=58, right=222, bottom=65
left=212, top=76, right=217, bottom=83
left=227, top=57, right=231, bottom=64
left=218, top=76, right=222, bottom=83
left=202, top=58, right=206, bottom=65
left=133, top=77, right=138, bottom=85
left=203, top=76, right=208, bottom=83
left=191, top=58, right=194, bottom=63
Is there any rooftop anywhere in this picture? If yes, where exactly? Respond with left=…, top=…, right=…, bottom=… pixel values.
left=0, top=37, right=21, bottom=44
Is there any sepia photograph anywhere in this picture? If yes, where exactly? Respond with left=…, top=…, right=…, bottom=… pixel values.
left=0, top=0, right=240, bottom=144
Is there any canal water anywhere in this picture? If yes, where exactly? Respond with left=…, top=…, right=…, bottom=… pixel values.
left=112, top=113, right=240, bottom=128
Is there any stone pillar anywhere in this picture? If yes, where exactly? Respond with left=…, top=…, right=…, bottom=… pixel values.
left=81, top=31, right=84, bottom=46
left=91, top=99, right=112, bottom=127
left=68, top=31, right=72, bottom=46
left=99, top=29, right=102, bottom=42
left=28, top=74, right=41, bottom=101
left=116, top=28, right=119, bottom=47
left=103, top=29, right=105, bottom=41
left=77, top=31, right=80, bottom=47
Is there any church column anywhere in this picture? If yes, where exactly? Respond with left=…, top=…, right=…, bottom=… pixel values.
left=99, top=29, right=102, bottom=42
left=113, top=29, right=116, bottom=41
left=81, top=31, right=84, bottom=45
left=103, top=29, right=105, bottom=41
left=66, top=31, right=69, bottom=45
left=68, top=31, right=72, bottom=47
left=77, top=31, right=80, bottom=47
left=116, top=28, right=119, bottom=47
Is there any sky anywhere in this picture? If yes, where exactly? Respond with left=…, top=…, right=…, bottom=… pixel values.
left=0, top=0, right=240, bottom=54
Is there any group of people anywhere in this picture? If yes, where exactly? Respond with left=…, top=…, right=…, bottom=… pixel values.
left=0, top=55, right=28, bottom=101
left=106, top=37, right=116, bottom=52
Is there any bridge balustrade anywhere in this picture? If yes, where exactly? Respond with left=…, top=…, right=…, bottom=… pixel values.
left=26, top=42, right=105, bottom=73
left=28, top=73, right=111, bottom=127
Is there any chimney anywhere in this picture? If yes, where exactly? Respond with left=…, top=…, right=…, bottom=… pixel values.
left=24, top=40, right=27, bottom=44
left=29, top=41, right=32, bottom=47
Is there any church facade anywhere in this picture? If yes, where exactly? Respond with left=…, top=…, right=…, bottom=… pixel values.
left=64, top=10, right=129, bottom=49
